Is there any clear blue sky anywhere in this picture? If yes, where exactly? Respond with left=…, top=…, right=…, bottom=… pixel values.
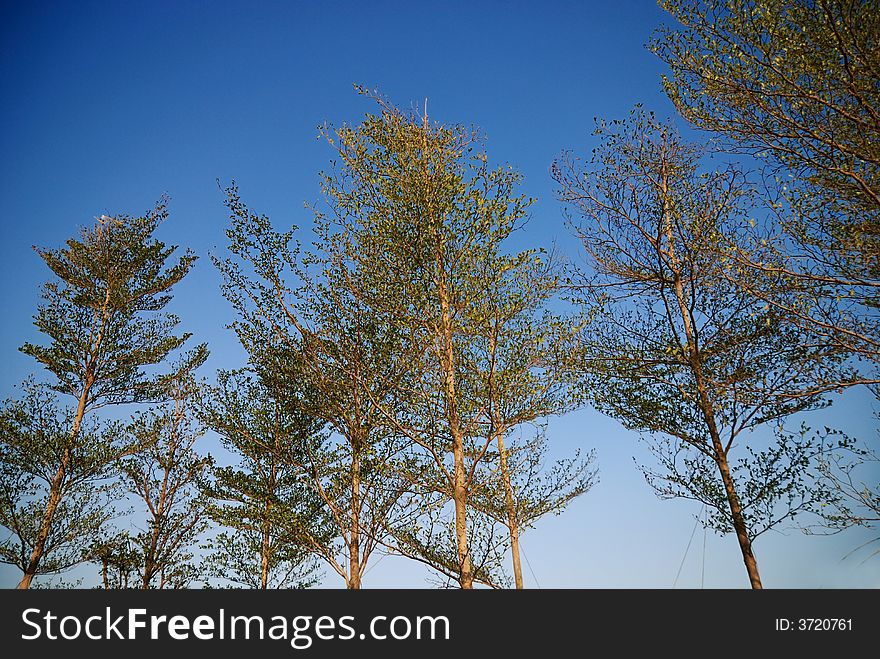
left=1, top=0, right=877, bottom=588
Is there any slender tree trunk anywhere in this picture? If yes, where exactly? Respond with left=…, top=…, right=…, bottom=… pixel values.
left=497, top=433, right=523, bottom=589
left=348, top=449, right=362, bottom=589
left=19, top=289, right=112, bottom=589
left=421, top=108, right=472, bottom=589
left=438, top=278, right=473, bottom=589
left=660, top=163, right=762, bottom=589
left=710, top=433, right=762, bottom=588
left=142, top=496, right=167, bottom=589
left=260, top=521, right=271, bottom=590
left=261, top=458, right=277, bottom=590
left=17, top=387, right=90, bottom=589
left=142, top=514, right=163, bottom=589
left=487, top=328, right=522, bottom=589
left=143, top=394, right=187, bottom=590
left=451, top=431, right=472, bottom=589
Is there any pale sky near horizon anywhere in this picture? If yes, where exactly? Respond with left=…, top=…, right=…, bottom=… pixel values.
left=1, top=0, right=877, bottom=589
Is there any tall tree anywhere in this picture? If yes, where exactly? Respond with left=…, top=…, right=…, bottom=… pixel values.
left=200, top=368, right=325, bottom=589
left=16, top=203, right=204, bottom=588
left=652, top=0, right=880, bottom=368
left=216, top=186, right=416, bottom=589
left=654, top=0, right=880, bottom=545
left=0, top=382, right=136, bottom=584
left=462, top=248, right=595, bottom=588
left=553, top=111, right=849, bottom=588
left=316, top=91, right=533, bottom=588
left=119, top=361, right=211, bottom=589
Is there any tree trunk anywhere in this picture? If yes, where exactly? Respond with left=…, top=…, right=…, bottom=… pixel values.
left=261, top=458, right=277, bottom=590
left=142, top=496, right=167, bottom=589
left=142, top=525, right=161, bottom=589
left=488, top=327, right=522, bottom=589
left=660, top=162, right=762, bottom=589
left=439, top=280, right=473, bottom=589
left=497, top=433, right=523, bottom=589
left=17, top=388, right=90, bottom=589
left=422, top=108, right=472, bottom=589
left=19, top=289, right=112, bottom=589
left=452, top=438, right=472, bottom=589
left=348, top=450, right=362, bottom=590
left=142, top=452, right=172, bottom=589
left=260, top=521, right=271, bottom=590
left=711, top=435, right=762, bottom=588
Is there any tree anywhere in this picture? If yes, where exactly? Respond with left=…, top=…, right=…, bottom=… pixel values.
left=119, top=362, right=211, bottom=589
left=652, top=0, right=880, bottom=368
left=654, top=0, right=880, bottom=548
left=553, top=110, right=848, bottom=588
left=381, top=226, right=595, bottom=590
left=200, top=368, right=325, bottom=589
left=0, top=381, right=135, bottom=584
left=462, top=247, right=596, bottom=588
left=216, top=185, right=417, bottom=589
left=315, top=90, right=533, bottom=588
left=16, top=203, right=204, bottom=588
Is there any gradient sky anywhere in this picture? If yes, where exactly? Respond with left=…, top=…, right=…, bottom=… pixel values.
left=1, top=0, right=877, bottom=588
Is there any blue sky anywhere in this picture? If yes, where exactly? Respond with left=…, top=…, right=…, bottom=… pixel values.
left=1, top=0, right=877, bottom=588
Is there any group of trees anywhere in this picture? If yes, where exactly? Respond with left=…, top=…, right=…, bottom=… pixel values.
left=212, top=102, right=595, bottom=589
left=1, top=0, right=877, bottom=589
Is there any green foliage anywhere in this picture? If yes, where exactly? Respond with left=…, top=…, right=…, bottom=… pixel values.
left=655, top=0, right=879, bottom=545
left=653, top=0, right=880, bottom=363
left=118, top=362, right=211, bottom=589
left=0, top=480, right=116, bottom=579
left=8, top=201, right=206, bottom=587
left=301, top=89, right=599, bottom=587
left=314, top=89, right=543, bottom=584
left=22, top=202, right=206, bottom=405
left=556, top=111, right=841, bottom=442
left=460, top=243, right=580, bottom=429
left=200, top=369, right=329, bottom=588
left=87, top=531, right=142, bottom=589
left=654, top=0, right=880, bottom=211
left=320, top=88, right=532, bottom=333
left=0, top=381, right=132, bottom=578
left=457, top=243, right=596, bottom=579
left=642, top=426, right=849, bottom=540
left=202, top=531, right=322, bottom=589
left=215, top=179, right=417, bottom=587
left=388, top=498, right=512, bottom=588
left=554, top=109, right=847, bottom=558
left=472, top=430, right=597, bottom=532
